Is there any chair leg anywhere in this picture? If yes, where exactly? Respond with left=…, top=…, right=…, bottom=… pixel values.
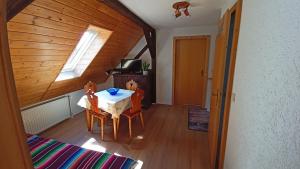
left=90, top=115, right=94, bottom=132
left=128, top=118, right=132, bottom=138
left=139, top=112, right=144, bottom=128
left=86, top=110, right=91, bottom=131
left=100, top=118, right=104, bottom=140
left=97, top=119, right=100, bottom=127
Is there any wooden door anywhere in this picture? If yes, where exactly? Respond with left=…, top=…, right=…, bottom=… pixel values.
left=218, top=1, right=243, bottom=168
left=173, top=36, right=210, bottom=107
left=0, top=0, right=33, bottom=168
left=208, top=0, right=243, bottom=168
left=208, top=11, right=230, bottom=169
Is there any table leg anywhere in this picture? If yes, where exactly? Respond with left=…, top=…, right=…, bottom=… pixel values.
left=117, top=117, right=120, bottom=132
left=85, top=109, right=91, bottom=131
left=113, top=117, right=118, bottom=140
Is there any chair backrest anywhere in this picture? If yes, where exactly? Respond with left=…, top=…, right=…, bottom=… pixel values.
left=84, top=81, right=97, bottom=94
left=126, top=80, right=138, bottom=91
left=86, top=92, right=99, bottom=113
left=84, top=81, right=99, bottom=113
left=130, top=88, right=144, bottom=114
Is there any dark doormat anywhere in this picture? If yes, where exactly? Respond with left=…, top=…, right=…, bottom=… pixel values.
left=188, top=105, right=209, bottom=132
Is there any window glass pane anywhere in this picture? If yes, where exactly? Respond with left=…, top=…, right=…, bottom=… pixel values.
left=62, top=30, right=98, bottom=72
left=55, top=25, right=112, bottom=82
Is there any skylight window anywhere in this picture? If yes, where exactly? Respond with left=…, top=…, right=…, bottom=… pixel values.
left=56, top=25, right=112, bottom=81
left=62, top=31, right=97, bottom=72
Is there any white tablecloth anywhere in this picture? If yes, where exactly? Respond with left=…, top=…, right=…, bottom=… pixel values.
left=77, top=89, right=134, bottom=118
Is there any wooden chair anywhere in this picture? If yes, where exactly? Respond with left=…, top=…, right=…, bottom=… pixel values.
left=126, top=80, right=138, bottom=91
left=121, top=88, right=145, bottom=138
left=84, top=81, right=108, bottom=140
left=84, top=81, right=97, bottom=94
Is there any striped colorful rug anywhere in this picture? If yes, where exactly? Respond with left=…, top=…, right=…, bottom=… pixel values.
left=188, top=106, right=209, bottom=132
left=27, top=135, right=138, bottom=169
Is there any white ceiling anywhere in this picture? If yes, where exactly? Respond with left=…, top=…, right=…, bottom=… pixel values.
left=119, top=0, right=223, bottom=29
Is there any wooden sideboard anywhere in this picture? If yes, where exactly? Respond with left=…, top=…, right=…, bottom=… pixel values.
left=113, top=73, right=152, bottom=108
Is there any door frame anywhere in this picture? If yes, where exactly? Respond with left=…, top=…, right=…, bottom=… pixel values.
left=217, top=0, right=243, bottom=169
left=172, top=35, right=211, bottom=106
left=0, top=0, right=33, bottom=168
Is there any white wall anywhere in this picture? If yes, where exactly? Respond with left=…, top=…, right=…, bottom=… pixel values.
left=223, top=0, right=300, bottom=169
left=221, top=0, right=237, bottom=16
left=125, top=36, right=152, bottom=68
left=156, top=25, right=218, bottom=109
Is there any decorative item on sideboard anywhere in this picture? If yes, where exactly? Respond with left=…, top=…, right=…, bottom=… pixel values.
left=142, top=61, right=150, bottom=75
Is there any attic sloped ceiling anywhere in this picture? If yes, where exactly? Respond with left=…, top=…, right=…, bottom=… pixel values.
left=8, top=0, right=144, bottom=107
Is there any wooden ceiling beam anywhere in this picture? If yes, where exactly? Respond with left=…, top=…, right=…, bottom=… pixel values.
left=101, top=0, right=155, bottom=32
left=7, top=0, right=33, bottom=21
left=100, top=0, right=156, bottom=59
left=143, top=29, right=156, bottom=103
left=144, top=30, right=156, bottom=59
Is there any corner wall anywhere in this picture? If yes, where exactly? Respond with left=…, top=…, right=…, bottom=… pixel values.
left=156, top=26, right=218, bottom=109
left=223, top=0, right=300, bottom=168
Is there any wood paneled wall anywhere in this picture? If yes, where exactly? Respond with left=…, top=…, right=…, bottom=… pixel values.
left=7, top=0, right=144, bottom=107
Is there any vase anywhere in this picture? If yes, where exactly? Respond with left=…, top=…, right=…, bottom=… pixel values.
left=143, top=71, right=148, bottom=75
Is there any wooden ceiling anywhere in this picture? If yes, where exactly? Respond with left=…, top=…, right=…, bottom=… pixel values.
left=7, top=0, right=144, bottom=107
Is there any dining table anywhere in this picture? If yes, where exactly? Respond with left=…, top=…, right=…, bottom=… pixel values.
left=77, top=88, right=134, bottom=140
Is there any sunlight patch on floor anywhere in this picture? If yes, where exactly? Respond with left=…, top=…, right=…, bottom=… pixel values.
left=81, top=138, right=106, bottom=152
left=113, top=152, right=143, bottom=168
left=113, top=152, right=121, bottom=156
left=81, top=138, right=143, bottom=168
left=135, top=160, right=144, bottom=169
left=136, top=135, right=144, bottom=140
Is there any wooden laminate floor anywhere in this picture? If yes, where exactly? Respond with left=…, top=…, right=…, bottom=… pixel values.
left=41, top=104, right=210, bottom=169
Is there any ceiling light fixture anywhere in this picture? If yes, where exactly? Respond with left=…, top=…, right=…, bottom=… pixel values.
left=172, top=1, right=191, bottom=18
